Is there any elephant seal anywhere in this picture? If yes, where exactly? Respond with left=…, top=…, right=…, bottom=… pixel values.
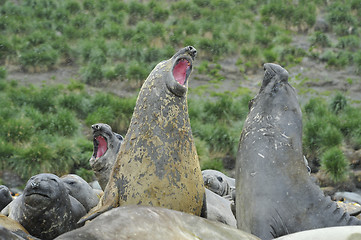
left=56, top=205, right=259, bottom=240
left=274, top=226, right=361, bottom=240
left=0, top=186, right=12, bottom=212
left=60, top=174, right=100, bottom=212
left=80, top=46, right=206, bottom=224
left=89, top=123, right=124, bottom=190
left=205, top=188, right=237, bottom=227
left=235, top=63, right=361, bottom=239
left=202, top=169, right=235, bottom=197
left=7, top=173, right=86, bottom=240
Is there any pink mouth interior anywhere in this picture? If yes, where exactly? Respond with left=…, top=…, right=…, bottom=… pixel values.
left=173, top=59, right=190, bottom=85
left=96, top=136, right=107, bottom=158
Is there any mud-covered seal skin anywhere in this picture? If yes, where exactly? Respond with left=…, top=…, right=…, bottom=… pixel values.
left=7, top=173, right=86, bottom=240
left=235, top=63, right=361, bottom=239
left=89, top=123, right=123, bottom=191
left=80, top=46, right=206, bottom=224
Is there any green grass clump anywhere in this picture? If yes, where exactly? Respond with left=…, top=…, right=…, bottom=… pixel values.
left=320, top=147, right=349, bottom=183
left=0, top=0, right=360, bottom=81
left=188, top=93, right=251, bottom=170
left=303, top=93, right=361, bottom=174
left=0, top=79, right=135, bottom=181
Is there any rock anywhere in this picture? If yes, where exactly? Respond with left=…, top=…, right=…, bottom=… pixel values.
left=334, top=192, right=361, bottom=205
left=352, top=170, right=361, bottom=189
left=314, top=17, right=329, bottom=33
left=336, top=202, right=361, bottom=216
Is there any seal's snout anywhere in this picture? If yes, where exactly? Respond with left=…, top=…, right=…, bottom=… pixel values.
left=264, top=63, right=289, bottom=83
left=31, top=180, right=40, bottom=189
left=186, top=46, right=197, bottom=60
left=92, top=124, right=101, bottom=131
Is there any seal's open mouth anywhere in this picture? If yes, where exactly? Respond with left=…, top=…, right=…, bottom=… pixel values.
left=93, top=136, right=108, bottom=159
left=173, top=58, right=192, bottom=85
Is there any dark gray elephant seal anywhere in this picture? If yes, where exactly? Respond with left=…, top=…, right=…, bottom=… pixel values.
left=60, top=174, right=100, bottom=212
left=0, top=186, right=12, bottom=212
left=235, top=63, right=361, bottom=239
left=89, top=123, right=123, bottom=190
left=80, top=46, right=206, bottom=224
left=202, top=169, right=235, bottom=197
left=205, top=188, right=237, bottom=227
left=7, top=173, right=86, bottom=240
left=56, top=206, right=259, bottom=240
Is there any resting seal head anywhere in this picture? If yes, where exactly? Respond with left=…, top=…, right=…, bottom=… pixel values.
left=235, top=63, right=361, bottom=239
left=0, top=185, right=13, bottom=211
left=89, top=123, right=123, bottom=190
left=202, top=170, right=235, bottom=196
left=80, top=46, right=206, bottom=224
left=8, top=173, right=86, bottom=239
left=61, top=174, right=100, bottom=212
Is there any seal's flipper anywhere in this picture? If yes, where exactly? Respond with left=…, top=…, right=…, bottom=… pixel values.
left=77, top=204, right=114, bottom=226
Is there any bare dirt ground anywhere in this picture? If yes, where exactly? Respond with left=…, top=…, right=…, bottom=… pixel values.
left=8, top=48, right=361, bottom=108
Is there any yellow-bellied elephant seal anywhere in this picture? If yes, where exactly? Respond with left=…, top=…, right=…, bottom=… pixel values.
left=235, top=63, right=361, bottom=239
left=80, top=46, right=206, bottom=224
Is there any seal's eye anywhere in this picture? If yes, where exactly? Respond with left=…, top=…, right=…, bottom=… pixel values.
left=217, top=176, right=223, bottom=182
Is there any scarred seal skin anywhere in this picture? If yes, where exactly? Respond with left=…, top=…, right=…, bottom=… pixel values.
left=80, top=46, right=206, bottom=224
left=89, top=123, right=123, bottom=191
left=235, top=63, right=361, bottom=239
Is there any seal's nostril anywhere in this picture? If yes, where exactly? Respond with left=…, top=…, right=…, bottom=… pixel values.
left=92, top=124, right=100, bottom=130
left=187, top=46, right=197, bottom=59
left=31, top=181, right=40, bottom=189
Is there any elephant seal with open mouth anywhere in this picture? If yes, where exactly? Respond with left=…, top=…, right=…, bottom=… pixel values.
left=80, top=46, right=206, bottom=224
left=89, top=123, right=123, bottom=191
left=235, top=63, right=361, bottom=239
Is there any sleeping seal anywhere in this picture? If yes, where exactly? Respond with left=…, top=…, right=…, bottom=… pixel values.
left=235, top=63, right=361, bottom=239
left=56, top=206, right=259, bottom=240
left=89, top=123, right=123, bottom=190
left=80, top=46, right=206, bottom=224
left=61, top=174, right=100, bottom=212
left=7, top=173, right=86, bottom=239
left=0, top=185, right=12, bottom=212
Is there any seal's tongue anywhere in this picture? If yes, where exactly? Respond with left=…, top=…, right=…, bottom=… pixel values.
left=96, top=136, right=107, bottom=158
left=173, top=59, right=190, bottom=85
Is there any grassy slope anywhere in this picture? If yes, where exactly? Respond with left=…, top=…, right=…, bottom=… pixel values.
left=1, top=0, right=361, bottom=184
